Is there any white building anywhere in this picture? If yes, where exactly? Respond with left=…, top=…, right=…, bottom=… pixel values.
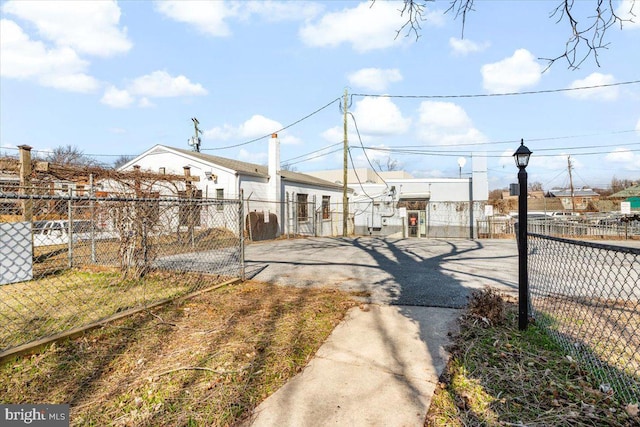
left=307, top=154, right=489, bottom=238
left=118, top=135, right=350, bottom=238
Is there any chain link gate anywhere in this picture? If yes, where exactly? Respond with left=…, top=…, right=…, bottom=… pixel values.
left=0, top=191, right=243, bottom=356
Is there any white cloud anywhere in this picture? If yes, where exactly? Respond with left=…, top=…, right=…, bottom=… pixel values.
left=351, top=97, right=411, bottom=136
left=204, top=115, right=300, bottom=145
left=155, top=0, right=322, bottom=37
left=243, top=1, right=324, bottom=22
left=155, top=1, right=236, bottom=37
left=449, top=37, right=490, bottom=55
left=481, top=49, right=542, bottom=93
left=348, top=68, right=403, bottom=91
left=0, top=19, right=100, bottom=93
left=566, top=73, right=618, bottom=101
left=498, top=149, right=516, bottom=169
left=300, top=2, right=443, bottom=52
left=416, top=101, right=487, bottom=145
left=321, top=126, right=355, bottom=143
left=616, top=0, right=640, bottom=29
left=237, top=115, right=283, bottom=138
left=2, top=0, right=131, bottom=57
left=203, top=124, right=236, bottom=141
left=237, top=148, right=268, bottom=165
left=99, top=71, right=205, bottom=109
left=101, top=86, right=134, bottom=108
left=128, top=71, right=207, bottom=97
left=138, top=97, right=155, bottom=108
left=605, top=148, right=640, bottom=169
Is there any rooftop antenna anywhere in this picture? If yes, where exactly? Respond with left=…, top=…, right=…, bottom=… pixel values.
left=189, top=117, right=202, bottom=152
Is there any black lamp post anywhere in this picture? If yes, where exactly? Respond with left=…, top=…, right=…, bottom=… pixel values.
left=513, top=139, right=532, bottom=330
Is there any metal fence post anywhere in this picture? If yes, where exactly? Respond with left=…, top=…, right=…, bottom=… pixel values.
left=68, top=187, right=73, bottom=268
left=239, top=191, right=245, bottom=281
left=312, top=195, right=317, bottom=237
left=90, top=174, right=97, bottom=264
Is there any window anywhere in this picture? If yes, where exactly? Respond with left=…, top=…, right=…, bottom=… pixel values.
left=322, top=195, right=330, bottom=220
left=216, top=188, right=224, bottom=211
left=297, top=193, right=308, bottom=221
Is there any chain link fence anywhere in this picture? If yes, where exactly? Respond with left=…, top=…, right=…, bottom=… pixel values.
left=528, top=233, right=640, bottom=404
left=0, top=190, right=243, bottom=355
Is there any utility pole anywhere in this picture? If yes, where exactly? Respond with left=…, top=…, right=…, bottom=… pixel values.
left=190, top=117, right=202, bottom=152
left=342, top=89, right=349, bottom=237
left=567, top=156, right=576, bottom=213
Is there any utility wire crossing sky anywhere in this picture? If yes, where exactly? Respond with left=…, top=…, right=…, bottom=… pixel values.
left=1, top=0, right=639, bottom=190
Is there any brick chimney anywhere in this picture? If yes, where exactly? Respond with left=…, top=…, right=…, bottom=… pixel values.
left=268, top=133, right=281, bottom=204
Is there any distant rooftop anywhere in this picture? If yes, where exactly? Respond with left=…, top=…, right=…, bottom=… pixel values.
left=610, top=184, right=640, bottom=198
left=548, top=188, right=599, bottom=197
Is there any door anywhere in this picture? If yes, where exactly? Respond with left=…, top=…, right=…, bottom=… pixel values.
left=408, top=211, right=419, bottom=237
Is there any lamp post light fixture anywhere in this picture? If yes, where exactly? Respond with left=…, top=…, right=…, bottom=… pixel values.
left=513, top=139, right=532, bottom=330
left=457, top=157, right=466, bottom=179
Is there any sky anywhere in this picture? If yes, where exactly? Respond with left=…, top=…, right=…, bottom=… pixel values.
left=1, top=0, right=639, bottom=191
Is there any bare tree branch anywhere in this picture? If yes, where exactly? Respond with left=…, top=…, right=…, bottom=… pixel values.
left=45, top=145, right=96, bottom=167
left=373, top=156, right=401, bottom=172
left=539, top=0, right=634, bottom=70
left=392, top=0, right=433, bottom=41
left=445, top=0, right=475, bottom=38
left=389, top=0, right=636, bottom=70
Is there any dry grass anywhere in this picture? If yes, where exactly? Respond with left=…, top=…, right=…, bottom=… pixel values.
left=0, top=281, right=357, bottom=426
left=0, top=268, right=215, bottom=350
left=426, top=288, right=639, bottom=427
left=533, top=295, right=640, bottom=380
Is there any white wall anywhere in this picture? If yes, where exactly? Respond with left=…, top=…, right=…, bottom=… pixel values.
left=119, top=146, right=351, bottom=237
left=284, top=182, right=345, bottom=236
left=120, top=147, right=240, bottom=199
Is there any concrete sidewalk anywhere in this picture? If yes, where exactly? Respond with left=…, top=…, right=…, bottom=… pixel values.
left=243, top=304, right=461, bottom=427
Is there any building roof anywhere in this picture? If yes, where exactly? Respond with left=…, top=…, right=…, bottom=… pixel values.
left=610, top=184, right=640, bottom=198
left=165, top=146, right=346, bottom=191
left=548, top=188, right=599, bottom=197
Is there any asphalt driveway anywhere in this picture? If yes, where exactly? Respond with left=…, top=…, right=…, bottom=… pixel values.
left=244, top=237, right=519, bottom=308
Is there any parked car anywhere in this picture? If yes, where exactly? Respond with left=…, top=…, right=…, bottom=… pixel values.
left=32, top=220, right=114, bottom=247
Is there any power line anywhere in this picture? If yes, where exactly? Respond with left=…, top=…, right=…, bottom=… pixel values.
left=347, top=146, right=376, bottom=200
left=201, top=97, right=341, bottom=151
left=359, top=141, right=640, bottom=155
left=366, top=129, right=639, bottom=150
left=285, top=147, right=343, bottom=167
left=348, top=112, right=388, bottom=187
left=104, top=127, right=640, bottom=164
left=360, top=146, right=640, bottom=158
left=352, top=79, right=640, bottom=99
left=281, top=141, right=343, bottom=164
